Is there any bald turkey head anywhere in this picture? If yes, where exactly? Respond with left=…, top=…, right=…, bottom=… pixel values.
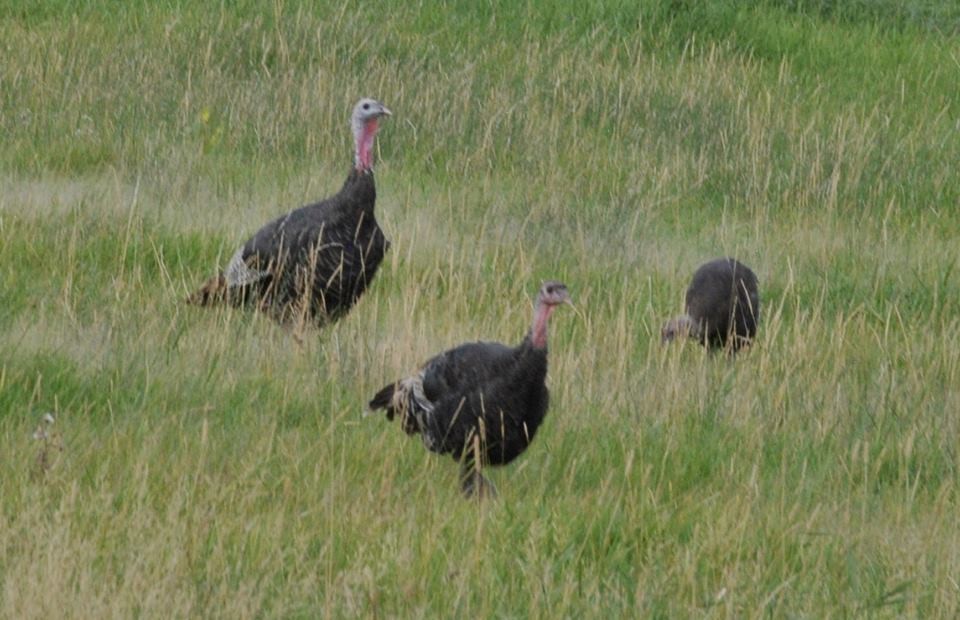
left=538, top=281, right=571, bottom=307
left=530, top=280, right=571, bottom=349
left=351, top=98, right=392, bottom=172
left=661, top=315, right=697, bottom=343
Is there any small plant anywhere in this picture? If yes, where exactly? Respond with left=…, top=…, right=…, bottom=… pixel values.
left=32, top=412, right=63, bottom=481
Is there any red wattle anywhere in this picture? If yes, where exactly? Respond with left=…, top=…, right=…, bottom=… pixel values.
left=531, top=304, right=556, bottom=349
left=357, top=119, right=380, bottom=171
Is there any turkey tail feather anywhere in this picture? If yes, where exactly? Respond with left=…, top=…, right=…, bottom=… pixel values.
left=369, top=375, right=431, bottom=437
left=369, top=383, right=397, bottom=417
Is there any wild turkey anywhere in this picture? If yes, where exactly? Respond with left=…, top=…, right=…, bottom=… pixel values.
left=188, top=98, right=392, bottom=324
left=369, top=281, right=572, bottom=498
left=661, top=257, right=760, bottom=352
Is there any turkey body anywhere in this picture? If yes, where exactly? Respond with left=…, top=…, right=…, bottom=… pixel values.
left=224, top=169, right=388, bottom=322
left=684, top=257, right=760, bottom=350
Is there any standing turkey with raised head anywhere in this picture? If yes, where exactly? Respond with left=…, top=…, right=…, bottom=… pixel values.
left=661, top=257, right=760, bottom=352
left=369, top=281, right=572, bottom=498
left=188, top=98, right=392, bottom=325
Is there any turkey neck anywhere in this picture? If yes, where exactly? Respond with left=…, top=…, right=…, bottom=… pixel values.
left=529, top=301, right=557, bottom=350
left=354, top=118, right=380, bottom=172
left=680, top=314, right=702, bottom=340
left=341, top=168, right=377, bottom=215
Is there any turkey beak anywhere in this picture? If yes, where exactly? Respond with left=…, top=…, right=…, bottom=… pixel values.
left=380, top=105, right=392, bottom=118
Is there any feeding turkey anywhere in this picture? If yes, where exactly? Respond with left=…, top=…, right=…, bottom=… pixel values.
left=662, top=257, right=760, bottom=352
left=369, top=281, right=573, bottom=499
left=188, top=98, right=392, bottom=325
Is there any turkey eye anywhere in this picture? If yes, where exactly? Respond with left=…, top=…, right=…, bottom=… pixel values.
left=546, top=286, right=554, bottom=294
left=362, top=103, right=370, bottom=110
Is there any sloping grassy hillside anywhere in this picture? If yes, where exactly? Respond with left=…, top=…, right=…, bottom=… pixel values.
left=2, top=1, right=959, bottom=616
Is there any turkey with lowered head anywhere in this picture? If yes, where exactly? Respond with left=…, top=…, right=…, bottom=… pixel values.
left=662, top=257, right=760, bottom=352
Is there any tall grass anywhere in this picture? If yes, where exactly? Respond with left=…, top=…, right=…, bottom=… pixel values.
left=2, top=0, right=959, bottom=616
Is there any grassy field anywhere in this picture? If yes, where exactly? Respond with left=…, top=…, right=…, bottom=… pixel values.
left=2, top=0, right=960, bottom=616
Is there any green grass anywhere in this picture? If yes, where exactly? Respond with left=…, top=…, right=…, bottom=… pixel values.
left=2, top=0, right=960, bottom=616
